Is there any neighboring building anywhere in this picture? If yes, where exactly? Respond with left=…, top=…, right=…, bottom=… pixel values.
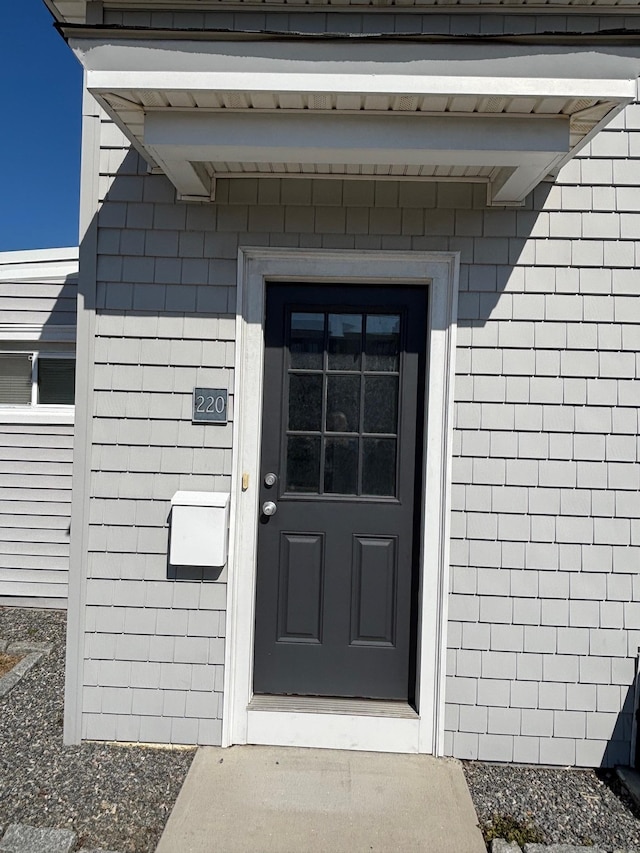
left=43, top=1, right=640, bottom=767
left=0, top=247, right=78, bottom=607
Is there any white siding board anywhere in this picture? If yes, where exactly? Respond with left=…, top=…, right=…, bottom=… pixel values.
left=0, top=554, right=70, bottom=571
left=0, top=581, right=68, bottom=599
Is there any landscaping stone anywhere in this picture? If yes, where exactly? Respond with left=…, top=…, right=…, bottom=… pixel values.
left=465, top=762, right=640, bottom=851
left=77, top=849, right=125, bottom=853
left=0, top=608, right=194, bottom=853
left=0, top=824, right=76, bottom=853
left=6, top=642, right=52, bottom=656
left=0, top=652, right=46, bottom=699
left=524, top=846, right=606, bottom=853
left=492, top=841, right=522, bottom=852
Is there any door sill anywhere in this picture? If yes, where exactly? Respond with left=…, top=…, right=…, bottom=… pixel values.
left=248, top=694, right=418, bottom=719
left=245, top=695, right=422, bottom=753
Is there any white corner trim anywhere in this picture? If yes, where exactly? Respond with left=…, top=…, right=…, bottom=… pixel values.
left=223, top=247, right=459, bottom=755
left=63, top=81, right=101, bottom=747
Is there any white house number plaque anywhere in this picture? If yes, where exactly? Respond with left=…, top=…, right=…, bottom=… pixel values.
left=192, top=388, right=228, bottom=424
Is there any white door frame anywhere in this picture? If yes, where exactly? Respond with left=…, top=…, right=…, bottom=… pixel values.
left=223, top=247, right=459, bottom=754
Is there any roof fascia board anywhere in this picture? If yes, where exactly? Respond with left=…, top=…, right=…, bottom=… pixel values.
left=71, top=39, right=640, bottom=99
left=86, top=69, right=637, bottom=103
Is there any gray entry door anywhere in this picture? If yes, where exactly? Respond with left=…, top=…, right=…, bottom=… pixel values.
left=253, top=283, right=427, bottom=701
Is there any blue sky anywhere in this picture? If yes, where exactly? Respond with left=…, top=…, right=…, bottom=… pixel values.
left=2, top=1, right=82, bottom=251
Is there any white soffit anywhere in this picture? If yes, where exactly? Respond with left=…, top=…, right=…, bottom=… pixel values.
left=71, top=38, right=638, bottom=205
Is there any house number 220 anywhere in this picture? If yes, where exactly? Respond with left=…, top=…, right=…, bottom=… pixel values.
left=192, top=388, right=227, bottom=424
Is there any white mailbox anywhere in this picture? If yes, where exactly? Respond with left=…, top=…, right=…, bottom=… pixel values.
left=170, top=491, right=230, bottom=568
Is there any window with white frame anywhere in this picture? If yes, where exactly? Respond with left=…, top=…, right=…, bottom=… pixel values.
left=0, top=352, right=76, bottom=406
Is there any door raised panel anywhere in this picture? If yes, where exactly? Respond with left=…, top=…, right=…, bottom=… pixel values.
left=277, top=533, right=324, bottom=643
left=350, top=536, right=397, bottom=647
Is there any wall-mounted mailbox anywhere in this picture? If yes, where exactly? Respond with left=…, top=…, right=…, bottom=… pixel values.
left=170, top=491, right=230, bottom=568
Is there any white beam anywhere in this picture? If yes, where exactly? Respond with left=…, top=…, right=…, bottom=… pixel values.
left=490, top=158, right=565, bottom=205
left=145, top=149, right=213, bottom=199
left=143, top=111, right=569, bottom=203
left=144, top=110, right=569, bottom=168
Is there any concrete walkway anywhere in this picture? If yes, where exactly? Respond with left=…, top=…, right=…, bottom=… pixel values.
left=156, top=745, right=486, bottom=853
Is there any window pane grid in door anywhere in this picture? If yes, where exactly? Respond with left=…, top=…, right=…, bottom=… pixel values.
left=285, top=309, right=401, bottom=498
left=364, top=314, right=400, bottom=372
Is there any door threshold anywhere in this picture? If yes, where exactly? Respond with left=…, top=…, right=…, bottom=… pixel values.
left=248, top=694, right=418, bottom=719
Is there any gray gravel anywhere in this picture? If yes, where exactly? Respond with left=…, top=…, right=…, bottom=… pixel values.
left=464, top=760, right=640, bottom=852
left=0, top=607, right=194, bottom=853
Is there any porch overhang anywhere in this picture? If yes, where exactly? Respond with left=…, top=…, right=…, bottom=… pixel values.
left=69, top=36, right=640, bottom=205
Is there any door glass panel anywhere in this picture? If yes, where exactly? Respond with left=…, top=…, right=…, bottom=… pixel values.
left=365, top=315, right=400, bottom=372
left=364, top=376, right=398, bottom=434
left=290, top=312, right=324, bottom=370
left=362, top=438, right=396, bottom=496
left=289, top=374, right=323, bottom=432
left=328, top=314, right=362, bottom=371
left=326, top=375, right=360, bottom=433
left=283, top=306, right=403, bottom=497
left=324, top=438, right=358, bottom=495
left=286, top=436, right=321, bottom=492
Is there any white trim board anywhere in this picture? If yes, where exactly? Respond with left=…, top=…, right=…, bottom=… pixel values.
left=224, top=247, right=459, bottom=755
left=63, top=83, right=102, bottom=746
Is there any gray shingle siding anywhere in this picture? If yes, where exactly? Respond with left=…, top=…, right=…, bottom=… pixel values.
left=78, top=13, right=640, bottom=758
left=447, top=107, right=640, bottom=768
